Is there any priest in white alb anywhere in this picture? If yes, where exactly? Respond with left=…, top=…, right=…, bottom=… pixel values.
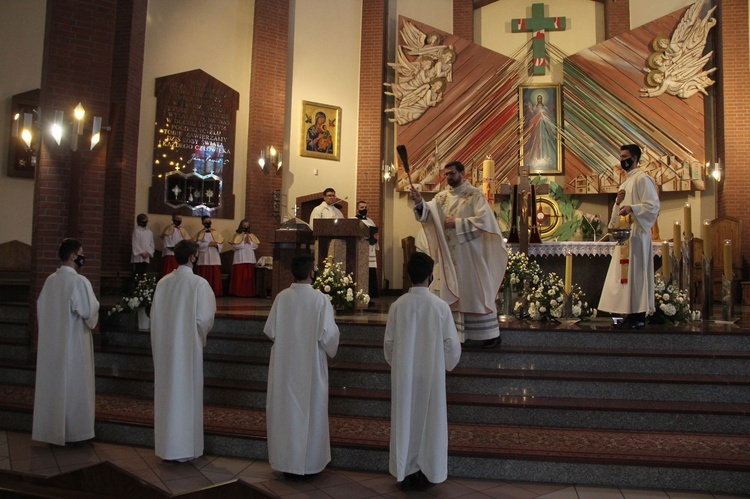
left=33, top=238, right=99, bottom=446
left=599, top=144, right=660, bottom=329
left=385, top=252, right=461, bottom=490
left=409, top=160, right=507, bottom=347
left=150, top=239, right=216, bottom=462
left=264, top=254, right=340, bottom=478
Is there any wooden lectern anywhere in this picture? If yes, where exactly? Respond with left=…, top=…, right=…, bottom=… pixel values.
left=313, top=219, right=370, bottom=294
left=272, top=219, right=314, bottom=299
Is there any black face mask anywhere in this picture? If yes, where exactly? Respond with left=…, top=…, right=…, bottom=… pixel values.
left=137, top=220, right=147, bottom=227
left=204, top=222, right=212, bottom=229
left=620, top=158, right=634, bottom=170
left=74, top=255, right=85, bottom=268
left=243, top=227, right=250, bottom=233
left=357, top=209, right=367, bottom=218
left=173, top=220, right=182, bottom=227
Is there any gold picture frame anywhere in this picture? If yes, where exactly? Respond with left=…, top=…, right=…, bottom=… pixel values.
left=300, top=101, right=341, bottom=161
left=519, top=84, right=562, bottom=175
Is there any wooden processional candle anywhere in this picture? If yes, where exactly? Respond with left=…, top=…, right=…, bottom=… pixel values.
left=724, top=240, right=732, bottom=278
left=673, top=220, right=682, bottom=259
left=684, top=203, right=692, bottom=240
left=564, top=253, right=572, bottom=295
left=662, top=241, right=671, bottom=280
left=702, top=220, right=712, bottom=260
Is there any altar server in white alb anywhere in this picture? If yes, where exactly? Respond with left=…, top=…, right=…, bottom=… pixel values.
left=131, top=213, right=154, bottom=280
left=409, top=160, right=507, bottom=347
left=150, top=240, right=216, bottom=462
left=385, top=252, right=461, bottom=491
left=599, top=144, right=660, bottom=329
left=264, top=254, right=340, bottom=478
left=33, top=238, right=99, bottom=446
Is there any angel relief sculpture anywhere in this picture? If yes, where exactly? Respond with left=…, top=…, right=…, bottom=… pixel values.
left=384, top=21, right=456, bottom=125
left=641, top=0, right=717, bottom=99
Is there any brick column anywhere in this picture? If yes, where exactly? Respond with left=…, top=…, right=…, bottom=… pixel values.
left=102, top=0, right=148, bottom=281
left=715, top=0, right=750, bottom=273
left=357, top=0, right=387, bottom=291
left=31, top=0, right=117, bottom=344
left=245, top=0, right=289, bottom=259
left=453, top=0, right=474, bottom=41
left=603, top=0, right=630, bottom=39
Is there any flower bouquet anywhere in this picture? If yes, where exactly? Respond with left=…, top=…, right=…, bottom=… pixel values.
left=520, top=272, right=595, bottom=321
left=107, top=274, right=158, bottom=317
left=313, top=256, right=370, bottom=311
left=501, top=248, right=542, bottom=293
left=651, top=275, right=691, bottom=324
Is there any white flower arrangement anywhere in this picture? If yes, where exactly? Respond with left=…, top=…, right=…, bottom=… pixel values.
left=502, top=248, right=542, bottom=293
left=107, top=274, right=158, bottom=317
left=651, top=275, right=691, bottom=323
left=313, top=256, right=370, bottom=310
left=519, top=272, right=596, bottom=321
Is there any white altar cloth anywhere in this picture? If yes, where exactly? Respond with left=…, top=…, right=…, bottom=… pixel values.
left=507, top=241, right=667, bottom=258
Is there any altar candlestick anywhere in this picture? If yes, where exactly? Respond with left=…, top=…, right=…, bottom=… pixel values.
left=662, top=241, right=671, bottom=280
left=684, top=203, right=692, bottom=240
left=702, top=219, right=712, bottom=260
left=564, top=253, right=572, bottom=295
left=724, top=240, right=732, bottom=278
left=673, top=221, right=682, bottom=259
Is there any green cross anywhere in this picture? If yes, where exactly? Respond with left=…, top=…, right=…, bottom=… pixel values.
left=511, top=3, right=566, bottom=75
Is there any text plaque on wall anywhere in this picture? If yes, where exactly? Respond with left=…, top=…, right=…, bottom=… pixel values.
left=148, top=69, right=238, bottom=218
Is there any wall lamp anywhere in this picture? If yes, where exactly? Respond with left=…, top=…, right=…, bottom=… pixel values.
left=50, top=102, right=110, bottom=151
left=12, top=111, right=35, bottom=149
left=258, top=145, right=282, bottom=170
left=706, top=159, right=722, bottom=182
left=381, top=160, right=396, bottom=182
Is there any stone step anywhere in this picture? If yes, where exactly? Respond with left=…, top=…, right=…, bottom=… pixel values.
left=0, top=303, right=29, bottom=323
left=90, top=366, right=750, bottom=434
left=1, top=383, right=748, bottom=496
left=0, top=337, right=31, bottom=363
left=100, top=329, right=750, bottom=376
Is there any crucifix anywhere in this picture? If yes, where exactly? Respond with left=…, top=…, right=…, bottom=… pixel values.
left=501, top=165, right=549, bottom=255
left=511, top=3, right=566, bottom=76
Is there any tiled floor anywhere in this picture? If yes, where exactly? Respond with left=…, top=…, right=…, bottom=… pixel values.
left=0, top=431, right=745, bottom=498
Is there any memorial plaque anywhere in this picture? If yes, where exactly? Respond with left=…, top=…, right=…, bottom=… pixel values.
left=148, top=69, right=238, bottom=218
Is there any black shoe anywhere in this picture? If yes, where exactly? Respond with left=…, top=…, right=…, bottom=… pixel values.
left=615, top=319, right=645, bottom=329
left=481, top=337, right=500, bottom=348
left=399, top=472, right=420, bottom=491
left=415, top=471, right=434, bottom=491
left=283, top=472, right=306, bottom=481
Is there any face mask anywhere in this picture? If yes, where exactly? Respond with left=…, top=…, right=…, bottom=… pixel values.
left=204, top=222, right=212, bottom=229
left=173, top=219, right=182, bottom=227
left=137, top=220, right=147, bottom=227
left=620, top=158, right=634, bottom=170
left=243, top=227, right=250, bottom=233
left=357, top=209, right=367, bottom=218
left=74, top=255, right=85, bottom=268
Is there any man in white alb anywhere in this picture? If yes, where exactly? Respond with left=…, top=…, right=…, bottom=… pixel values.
left=354, top=200, right=379, bottom=299
left=264, top=254, right=340, bottom=479
left=385, top=252, right=461, bottom=491
left=309, top=188, right=343, bottom=229
left=598, top=144, right=660, bottom=329
left=409, top=160, right=507, bottom=347
left=131, top=213, right=154, bottom=280
left=160, top=212, right=190, bottom=276
left=33, top=238, right=99, bottom=446
left=150, top=240, right=216, bottom=462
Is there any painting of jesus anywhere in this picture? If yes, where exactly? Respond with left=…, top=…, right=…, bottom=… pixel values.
left=520, top=85, right=562, bottom=175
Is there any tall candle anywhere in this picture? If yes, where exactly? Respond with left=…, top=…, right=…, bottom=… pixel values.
left=673, top=220, right=682, bottom=259
left=724, top=240, right=732, bottom=278
left=662, top=241, right=671, bottom=281
left=702, top=219, right=712, bottom=260
left=482, top=158, right=495, bottom=203
left=564, top=253, right=573, bottom=294
left=684, top=203, right=692, bottom=240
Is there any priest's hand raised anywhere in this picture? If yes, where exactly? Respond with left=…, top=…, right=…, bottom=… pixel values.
left=409, top=186, right=423, bottom=205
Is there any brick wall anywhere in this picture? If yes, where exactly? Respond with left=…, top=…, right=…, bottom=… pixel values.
left=357, top=0, right=387, bottom=290
left=715, top=0, right=750, bottom=274
left=102, top=0, right=148, bottom=276
left=245, top=0, right=289, bottom=258
left=453, top=0, right=474, bottom=41
left=31, top=0, right=118, bottom=344
left=603, top=0, right=630, bottom=40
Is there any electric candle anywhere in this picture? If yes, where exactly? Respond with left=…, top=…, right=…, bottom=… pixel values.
left=724, top=240, right=732, bottom=278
